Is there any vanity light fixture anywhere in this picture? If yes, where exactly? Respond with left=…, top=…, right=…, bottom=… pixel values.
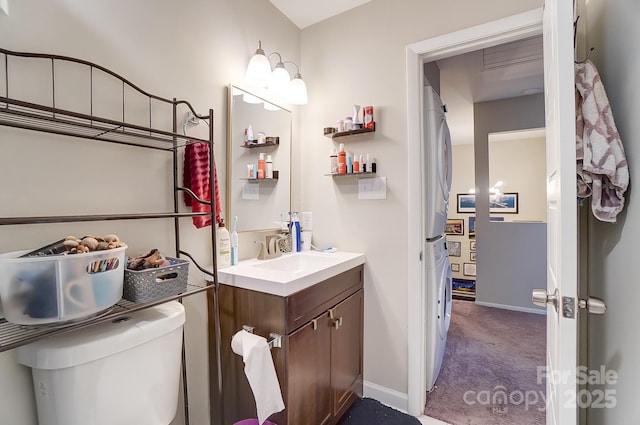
left=245, top=40, right=308, bottom=105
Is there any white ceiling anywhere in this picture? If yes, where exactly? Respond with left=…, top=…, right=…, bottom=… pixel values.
left=268, top=0, right=372, bottom=29
left=266, top=2, right=544, bottom=145
left=436, top=36, right=544, bottom=145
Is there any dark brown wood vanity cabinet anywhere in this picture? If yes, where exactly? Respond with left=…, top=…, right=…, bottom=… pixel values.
left=218, top=265, right=364, bottom=425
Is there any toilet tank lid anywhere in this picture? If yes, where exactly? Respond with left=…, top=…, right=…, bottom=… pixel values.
left=16, top=301, right=185, bottom=370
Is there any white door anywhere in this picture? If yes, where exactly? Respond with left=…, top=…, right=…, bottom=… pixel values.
left=540, top=0, right=578, bottom=423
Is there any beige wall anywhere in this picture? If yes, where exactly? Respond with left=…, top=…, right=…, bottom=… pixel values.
left=0, top=0, right=547, bottom=421
left=0, top=1, right=299, bottom=424
left=584, top=0, right=640, bottom=423
left=299, top=0, right=543, bottom=399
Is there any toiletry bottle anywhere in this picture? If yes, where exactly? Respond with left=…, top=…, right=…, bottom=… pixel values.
left=247, top=125, right=254, bottom=144
left=371, top=157, right=377, bottom=173
left=330, top=148, right=338, bottom=174
left=364, top=106, right=374, bottom=129
left=353, top=154, right=360, bottom=173
left=347, top=152, right=353, bottom=174
left=353, top=104, right=362, bottom=126
left=292, top=212, right=301, bottom=252
left=257, top=153, right=265, bottom=179
left=361, top=154, right=367, bottom=173
left=230, top=216, right=239, bottom=266
left=365, top=153, right=371, bottom=173
left=344, top=116, right=353, bottom=131
left=338, top=143, right=346, bottom=174
left=289, top=213, right=298, bottom=253
left=217, top=219, right=231, bottom=268
left=266, top=154, right=273, bottom=179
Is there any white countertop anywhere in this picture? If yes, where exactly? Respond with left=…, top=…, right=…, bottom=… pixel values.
left=204, top=251, right=365, bottom=296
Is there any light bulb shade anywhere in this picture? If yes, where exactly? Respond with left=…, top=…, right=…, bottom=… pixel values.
left=268, top=64, right=291, bottom=100
left=264, top=101, right=280, bottom=111
left=245, top=53, right=272, bottom=87
left=288, top=76, right=308, bottom=105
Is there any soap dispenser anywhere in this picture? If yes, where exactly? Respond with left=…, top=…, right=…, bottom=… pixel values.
left=290, top=212, right=301, bottom=252
left=216, top=219, right=231, bottom=268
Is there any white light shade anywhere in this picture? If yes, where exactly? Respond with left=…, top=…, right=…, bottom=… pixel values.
left=245, top=53, right=272, bottom=87
left=268, top=64, right=291, bottom=100
left=288, top=76, right=308, bottom=105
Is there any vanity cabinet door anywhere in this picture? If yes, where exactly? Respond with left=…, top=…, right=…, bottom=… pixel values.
left=286, top=313, right=333, bottom=425
left=330, top=289, right=364, bottom=418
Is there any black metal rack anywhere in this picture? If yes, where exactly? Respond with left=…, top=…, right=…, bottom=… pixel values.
left=0, top=48, right=222, bottom=425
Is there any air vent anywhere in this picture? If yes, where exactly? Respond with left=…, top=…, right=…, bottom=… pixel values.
left=483, top=36, right=543, bottom=70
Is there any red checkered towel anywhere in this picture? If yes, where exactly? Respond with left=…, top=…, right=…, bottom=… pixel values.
left=183, top=142, right=221, bottom=228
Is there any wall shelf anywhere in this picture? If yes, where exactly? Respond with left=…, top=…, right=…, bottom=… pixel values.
left=240, top=176, right=278, bottom=182
left=324, top=123, right=375, bottom=139
left=325, top=172, right=377, bottom=178
left=240, top=140, right=279, bottom=149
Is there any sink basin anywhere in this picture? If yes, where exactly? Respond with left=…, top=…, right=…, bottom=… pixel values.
left=252, top=253, right=338, bottom=273
left=210, top=251, right=365, bottom=296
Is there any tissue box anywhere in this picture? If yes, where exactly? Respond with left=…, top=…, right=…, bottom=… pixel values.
left=123, top=258, right=189, bottom=303
left=0, top=246, right=126, bottom=326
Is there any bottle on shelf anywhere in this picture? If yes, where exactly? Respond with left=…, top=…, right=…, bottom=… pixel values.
left=338, top=143, right=346, bottom=174
left=266, top=154, right=273, bottom=179
left=330, top=148, right=338, bottom=174
left=290, top=212, right=301, bottom=252
left=257, top=153, right=265, bottom=179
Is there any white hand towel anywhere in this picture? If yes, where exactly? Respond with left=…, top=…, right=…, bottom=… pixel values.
left=231, top=330, right=285, bottom=424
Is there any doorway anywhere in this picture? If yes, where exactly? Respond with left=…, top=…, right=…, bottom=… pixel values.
left=406, top=8, right=545, bottom=417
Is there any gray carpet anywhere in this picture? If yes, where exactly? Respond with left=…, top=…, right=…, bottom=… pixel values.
left=338, top=398, right=421, bottom=425
left=424, top=299, right=546, bottom=425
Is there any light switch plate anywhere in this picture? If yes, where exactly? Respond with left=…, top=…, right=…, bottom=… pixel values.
left=358, top=176, right=387, bottom=200
left=0, top=0, right=8, bottom=16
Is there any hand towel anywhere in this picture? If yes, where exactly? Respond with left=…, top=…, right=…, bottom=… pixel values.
left=231, top=330, right=285, bottom=425
left=183, top=142, right=222, bottom=228
left=575, top=60, right=629, bottom=222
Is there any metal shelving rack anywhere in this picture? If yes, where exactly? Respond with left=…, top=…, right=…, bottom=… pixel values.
left=0, top=48, right=223, bottom=425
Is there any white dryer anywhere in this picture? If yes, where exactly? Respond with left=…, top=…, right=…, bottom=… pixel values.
left=424, top=235, right=453, bottom=392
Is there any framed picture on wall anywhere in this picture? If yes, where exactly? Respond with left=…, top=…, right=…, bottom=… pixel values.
left=470, top=252, right=477, bottom=261
left=470, top=240, right=477, bottom=251
left=457, top=193, right=476, bottom=213
left=447, top=241, right=462, bottom=257
left=463, top=262, right=476, bottom=276
left=451, top=263, right=460, bottom=272
left=489, top=192, right=519, bottom=213
left=468, top=216, right=476, bottom=237
left=445, top=219, right=464, bottom=235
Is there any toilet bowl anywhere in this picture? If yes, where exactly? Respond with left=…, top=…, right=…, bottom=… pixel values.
left=17, top=301, right=185, bottom=425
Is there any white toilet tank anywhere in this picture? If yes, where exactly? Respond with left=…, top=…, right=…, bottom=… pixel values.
left=17, top=301, right=186, bottom=425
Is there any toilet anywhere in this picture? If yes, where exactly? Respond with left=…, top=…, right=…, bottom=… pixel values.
left=17, top=301, right=186, bottom=425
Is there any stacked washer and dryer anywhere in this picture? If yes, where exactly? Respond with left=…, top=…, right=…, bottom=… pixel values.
left=423, top=85, right=454, bottom=392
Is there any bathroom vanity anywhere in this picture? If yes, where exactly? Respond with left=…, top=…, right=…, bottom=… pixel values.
left=212, top=252, right=365, bottom=425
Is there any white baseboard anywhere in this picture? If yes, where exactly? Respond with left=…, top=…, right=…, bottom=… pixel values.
left=363, top=380, right=408, bottom=413
left=474, top=300, right=546, bottom=315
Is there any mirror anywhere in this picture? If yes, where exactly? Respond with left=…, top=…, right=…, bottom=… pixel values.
left=226, top=85, right=292, bottom=232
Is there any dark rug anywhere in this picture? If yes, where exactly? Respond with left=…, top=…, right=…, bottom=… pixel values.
left=338, top=397, right=421, bottom=425
left=424, top=300, right=546, bottom=425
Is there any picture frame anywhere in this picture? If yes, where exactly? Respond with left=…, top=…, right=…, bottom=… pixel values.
left=451, top=263, right=460, bottom=272
left=457, top=193, right=476, bottom=213
left=447, top=241, right=462, bottom=257
left=445, top=219, right=464, bottom=235
left=490, top=192, right=519, bottom=214
left=470, top=252, right=477, bottom=261
left=468, top=216, right=476, bottom=237
left=470, top=240, right=477, bottom=251
left=463, top=262, right=476, bottom=276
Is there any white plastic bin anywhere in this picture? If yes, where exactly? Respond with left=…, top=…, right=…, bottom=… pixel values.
left=0, top=245, right=126, bottom=325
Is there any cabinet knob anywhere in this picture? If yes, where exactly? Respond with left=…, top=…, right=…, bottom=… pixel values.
left=311, top=318, right=318, bottom=330
left=332, top=317, right=343, bottom=329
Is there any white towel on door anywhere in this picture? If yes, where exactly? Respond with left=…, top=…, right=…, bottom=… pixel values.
left=231, top=330, right=285, bottom=424
left=575, top=59, right=629, bottom=222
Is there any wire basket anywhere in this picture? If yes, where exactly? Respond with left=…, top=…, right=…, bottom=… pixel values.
left=123, top=258, right=189, bottom=303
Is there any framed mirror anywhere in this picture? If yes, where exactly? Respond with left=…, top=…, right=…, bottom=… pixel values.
left=226, top=85, right=292, bottom=232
